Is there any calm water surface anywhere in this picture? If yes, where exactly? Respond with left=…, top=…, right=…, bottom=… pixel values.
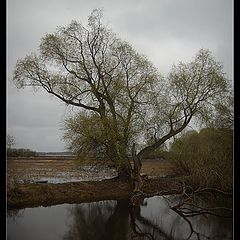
left=7, top=196, right=232, bottom=240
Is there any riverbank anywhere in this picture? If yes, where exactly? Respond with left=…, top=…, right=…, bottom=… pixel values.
left=7, top=177, right=182, bottom=210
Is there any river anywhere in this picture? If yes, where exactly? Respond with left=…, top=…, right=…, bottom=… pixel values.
left=7, top=195, right=232, bottom=240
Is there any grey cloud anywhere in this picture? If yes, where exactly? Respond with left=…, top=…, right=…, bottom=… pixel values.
left=7, top=82, right=68, bottom=151
left=114, top=0, right=232, bottom=38
left=9, top=125, right=65, bottom=152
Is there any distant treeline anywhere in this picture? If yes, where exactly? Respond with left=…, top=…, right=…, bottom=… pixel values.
left=7, top=149, right=75, bottom=158
left=7, top=148, right=38, bottom=157
left=38, top=151, right=74, bottom=156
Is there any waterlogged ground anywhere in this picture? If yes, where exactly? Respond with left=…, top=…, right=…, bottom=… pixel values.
left=7, top=158, right=232, bottom=239
left=7, top=158, right=117, bottom=183
left=7, top=158, right=174, bottom=184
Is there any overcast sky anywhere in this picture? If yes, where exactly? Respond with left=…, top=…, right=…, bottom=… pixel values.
left=7, top=0, right=233, bottom=152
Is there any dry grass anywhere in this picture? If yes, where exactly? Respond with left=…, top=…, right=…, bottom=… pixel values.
left=7, top=157, right=117, bottom=183
left=7, top=158, right=79, bottom=181
left=7, top=157, right=174, bottom=184
left=141, top=159, right=175, bottom=177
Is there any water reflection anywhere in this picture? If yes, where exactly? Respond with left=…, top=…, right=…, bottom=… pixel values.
left=7, top=196, right=232, bottom=240
left=140, top=196, right=232, bottom=239
left=63, top=200, right=131, bottom=240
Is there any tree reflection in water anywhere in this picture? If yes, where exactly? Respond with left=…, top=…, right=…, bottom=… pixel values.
left=63, top=200, right=130, bottom=240
left=63, top=196, right=232, bottom=240
left=140, top=195, right=232, bottom=240
left=7, top=208, right=25, bottom=224
left=62, top=199, right=172, bottom=240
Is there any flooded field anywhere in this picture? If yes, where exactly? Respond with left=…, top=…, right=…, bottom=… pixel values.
left=7, top=196, right=232, bottom=240
left=7, top=157, right=174, bottom=183
left=7, top=157, right=232, bottom=239
left=7, top=158, right=117, bottom=183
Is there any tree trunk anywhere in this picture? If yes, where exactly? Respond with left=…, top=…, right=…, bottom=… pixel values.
left=117, top=167, right=132, bottom=180
left=131, top=143, right=142, bottom=193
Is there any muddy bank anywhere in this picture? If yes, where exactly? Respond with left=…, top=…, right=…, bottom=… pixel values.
left=7, top=177, right=182, bottom=210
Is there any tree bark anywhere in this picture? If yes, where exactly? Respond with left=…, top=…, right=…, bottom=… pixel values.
left=131, top=143, right=142, bottom=193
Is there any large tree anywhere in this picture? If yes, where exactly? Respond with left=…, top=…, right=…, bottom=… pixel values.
left=13, top=9, right=231, bottom=181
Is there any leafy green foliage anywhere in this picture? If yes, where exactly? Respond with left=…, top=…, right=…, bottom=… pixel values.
left=62, top=112, right=106, bottom=158
left=169, top=128, right=233, bottom=190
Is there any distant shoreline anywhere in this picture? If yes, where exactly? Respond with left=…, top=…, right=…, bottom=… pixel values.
left=7, top=155, right=77, bottom=160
